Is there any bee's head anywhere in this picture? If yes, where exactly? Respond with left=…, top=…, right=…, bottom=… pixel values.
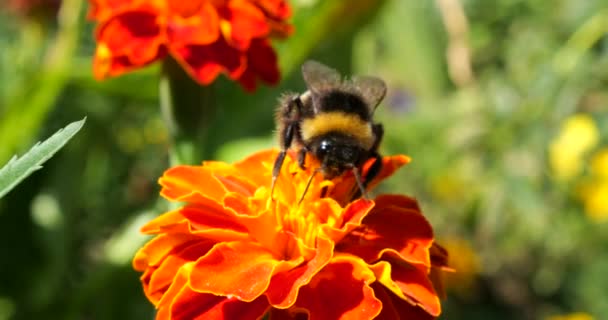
left=310, top=134, right=365, bottom=179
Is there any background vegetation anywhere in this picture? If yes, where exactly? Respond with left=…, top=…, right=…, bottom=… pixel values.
left=0, top=0, right=607, bottom=319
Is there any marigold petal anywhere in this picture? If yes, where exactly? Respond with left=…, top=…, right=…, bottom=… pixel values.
left=222, top=0, right=270, bottom=50
left=430, top=242, right=450, bottom=270
left=156, top=262, right=193, bottom=319
left=372, top=194, right=420, bottom=212
left=166, top=0, right=203, bottom=17
left=366, top=155, right=411, bottom=188
left=265, top=237, right=333, bottom=308
left=321, top=198, right=374, bottom=242
left=232, top=149, right=277, bottom=186
left=94, top=10, right=164, bottom=78
left=179, top=205, right=249, bottom=234
left=338, top=195, right=433, bottom=266
left=160, top=165, right=229, bottom=202
left=170, top=292, right=269, bottom=320
left=253, top=0, right=292, bottom=19
left=88, top=0, right=160, bottom=21
left=268, top=308, right=306, bottom=320
left=201, top=159, right=263, bottom=187
left=154, top=262, right=270, bottom=320
left=237, top=39, right=280, bottom=91
left=140, top=204, right=254, bottom=244
left=372, top=283, right=435, bottom=320
left=171, top=39, right=245, bottom=85
left=189, top=241, right=296, bottom=301
left=133, top=233, right=201, bottom=270
left=370, top=260, right=441, bottom=317
left=293, top=256, right=382, bottom=320
left=167, top=1, right=220, bottom=46
left=145, top=241, right=215, bottom=305
left=139, top=209, right=189, bottom=235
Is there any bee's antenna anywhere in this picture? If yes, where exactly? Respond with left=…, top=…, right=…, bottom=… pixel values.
left=352, top=167, right=368, bottom=199
left=298, top=168, right=320, bottom=205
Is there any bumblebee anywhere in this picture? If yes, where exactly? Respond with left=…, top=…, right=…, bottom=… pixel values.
left=271, top=60, right=387, bottom=200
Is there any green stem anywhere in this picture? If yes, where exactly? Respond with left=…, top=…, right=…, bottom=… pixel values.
left=159, top=58, right=215, bottom=165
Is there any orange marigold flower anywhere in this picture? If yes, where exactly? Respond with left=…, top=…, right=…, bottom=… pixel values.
left=88, top=0, right=292, bottom=91
left=134, top=150, right=448, bottom=319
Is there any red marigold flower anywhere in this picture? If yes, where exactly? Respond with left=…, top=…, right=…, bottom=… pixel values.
left=88, top=0, right=292, bottom=91
left=134, top=150, right=448, bottom=319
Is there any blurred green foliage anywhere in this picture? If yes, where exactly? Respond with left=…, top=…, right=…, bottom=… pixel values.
left=0, top=0, right=607, bottom=319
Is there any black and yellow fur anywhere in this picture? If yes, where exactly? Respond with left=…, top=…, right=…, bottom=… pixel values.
left=271, top=61, right=387, bottom=200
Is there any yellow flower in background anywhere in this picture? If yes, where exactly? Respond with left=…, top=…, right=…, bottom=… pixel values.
left=441, top=237, right=480, bottom=298
left=590, top=149, right=608, bottom=178
left=549, top=114, right=599, bottom=180
left=578, top=148, right=608, bottom=222
left=546, top=312, right=594, bottom=320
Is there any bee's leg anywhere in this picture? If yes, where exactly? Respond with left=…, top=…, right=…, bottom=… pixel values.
left=363, top=124, right=385, bottom=189
left=297, top=148, right=307, bottom=170
left=363, top=152, right=383, bottom=189
left=352, top=166, right=368, bottom=199
left=350, top=153, right=382, bottom=201
left=271, top=122, right=296, bottom=198
left=350, top=124, right=384, bottom=200
left=369, top=123, right=384, bottom=153
left=271, top=95, right=304, bottom=199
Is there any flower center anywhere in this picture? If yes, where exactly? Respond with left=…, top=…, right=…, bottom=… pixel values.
left=280, top=204, right=320, bottom=250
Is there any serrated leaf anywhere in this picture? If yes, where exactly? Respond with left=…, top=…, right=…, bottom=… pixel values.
left=0, top=118, right=86, bottom=199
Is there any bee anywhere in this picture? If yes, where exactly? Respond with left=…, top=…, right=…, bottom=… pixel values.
left=271, top=60, right=387, bottom=201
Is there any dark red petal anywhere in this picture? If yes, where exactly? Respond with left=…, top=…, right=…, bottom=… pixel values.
left=171, top=39, right=246, bottom=85
left=236, top=39, right=280, bottom=91
left=373, top=259, right=441, bottom=317
left=95, top=10, right=163, bottom=65
left=265, top=237, right=333, bottom=308
left=268, top=309, right=308, bottom=320
left=372, top=194, right=420, bottom=212
left=372, top=283, right=435, bottom=320
left=294, top=258, right=382, bottom=320
left=170, top=290, right=270, bottom=320
left=338, top=199, right=433, bottom=266
left=430, top=242, right=450, bottom=269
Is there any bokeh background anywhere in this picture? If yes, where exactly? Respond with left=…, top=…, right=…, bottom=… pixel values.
left=1, top=0, right=607, bottom=319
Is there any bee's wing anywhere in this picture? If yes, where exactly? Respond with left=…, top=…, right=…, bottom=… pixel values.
left=353, top=76, right=387, bottom=113
left=301, top=60, right=341, bottom=94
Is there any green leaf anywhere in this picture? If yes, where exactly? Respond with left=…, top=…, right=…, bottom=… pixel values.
left=0, top=118, right=86, bottom=199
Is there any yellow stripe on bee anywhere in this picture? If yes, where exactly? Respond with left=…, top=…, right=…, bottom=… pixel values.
left=301, top=112, right=374, bottom=149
